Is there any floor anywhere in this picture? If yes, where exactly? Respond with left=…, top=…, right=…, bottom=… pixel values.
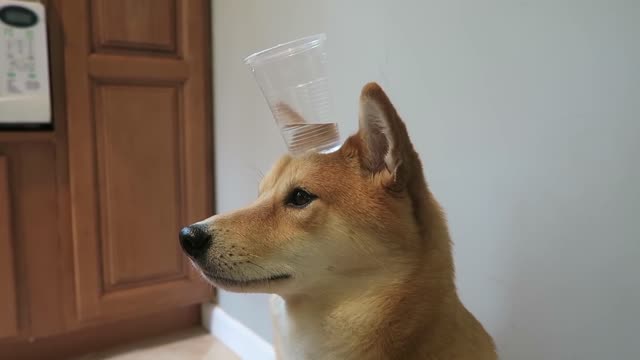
left=75, top=328, right=239, bottom=360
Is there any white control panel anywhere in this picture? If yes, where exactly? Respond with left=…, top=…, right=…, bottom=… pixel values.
left=0, top=0, right=51, bottom=127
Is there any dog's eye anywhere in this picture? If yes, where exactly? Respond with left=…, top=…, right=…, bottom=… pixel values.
left=287, top=188, right=316, bottom=208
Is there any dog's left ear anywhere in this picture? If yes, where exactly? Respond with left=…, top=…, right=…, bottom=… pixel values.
left=346, top=82, right=418, bottom=189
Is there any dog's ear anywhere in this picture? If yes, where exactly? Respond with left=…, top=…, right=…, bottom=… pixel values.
left=344, top=82, right=417, bottom=189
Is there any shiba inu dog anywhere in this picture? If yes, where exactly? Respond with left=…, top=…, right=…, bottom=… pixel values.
left=180, top=83, right=497, bottom=359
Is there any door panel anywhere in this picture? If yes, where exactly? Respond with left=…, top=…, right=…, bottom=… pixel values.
left=64, top=0, right=212, bottom=321
left=95, top=84, right=184, bottom=290
left=92, top=0, right=178, bottom=54
left=0, top=157, right=18, bottom=339
left=0, top=143, right=69, bottom=338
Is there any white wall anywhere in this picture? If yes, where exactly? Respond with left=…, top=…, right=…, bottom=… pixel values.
left=212, top=1, right=640, bottom=358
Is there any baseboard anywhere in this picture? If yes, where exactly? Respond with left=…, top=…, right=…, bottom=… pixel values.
left=201, top=303, right=275, bottom=360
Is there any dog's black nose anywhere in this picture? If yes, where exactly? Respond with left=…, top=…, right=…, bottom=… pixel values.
left=179, top=224, right=212, bottom=258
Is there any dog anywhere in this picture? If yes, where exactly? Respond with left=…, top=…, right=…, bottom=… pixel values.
left=180, top=82, right=497, bottom=359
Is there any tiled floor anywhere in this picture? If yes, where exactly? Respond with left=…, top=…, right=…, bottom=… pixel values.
left=75, top=328, right=239, bottom=360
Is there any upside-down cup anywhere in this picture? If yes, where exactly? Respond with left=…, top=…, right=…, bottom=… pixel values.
left=244, top=34, right=340, bottom=155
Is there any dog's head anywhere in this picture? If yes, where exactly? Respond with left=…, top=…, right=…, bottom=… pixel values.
left=180, top=83, right=435, bottom=295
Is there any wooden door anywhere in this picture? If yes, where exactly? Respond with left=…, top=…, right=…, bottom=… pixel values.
left=0, top=157, right=19, bottom=339
left=0, top=142, right=70, bottom=340
left=62, top=0, right=212, bottom=321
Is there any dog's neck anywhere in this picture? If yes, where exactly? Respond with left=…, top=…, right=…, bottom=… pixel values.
left=278, top=228, right=458, bottom=360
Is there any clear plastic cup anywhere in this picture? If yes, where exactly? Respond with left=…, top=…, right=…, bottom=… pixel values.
left=244, top=34, right=340, bottom=155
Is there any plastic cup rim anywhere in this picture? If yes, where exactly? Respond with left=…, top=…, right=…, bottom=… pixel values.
left=243, top=33, right=327, bottom=67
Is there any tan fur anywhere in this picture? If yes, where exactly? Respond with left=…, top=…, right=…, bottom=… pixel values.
left=187, top=83, right=497, bottom=359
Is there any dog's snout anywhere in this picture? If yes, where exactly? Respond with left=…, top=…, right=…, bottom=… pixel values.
left=179, top=224, right=212, bottom=258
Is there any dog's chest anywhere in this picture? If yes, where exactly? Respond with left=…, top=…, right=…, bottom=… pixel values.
left=271, top=295, right=367, bottom=360
left=271, top=296, right=323, bottom=359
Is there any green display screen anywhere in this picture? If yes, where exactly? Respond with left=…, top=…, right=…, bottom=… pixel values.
left=0, top=6, right=38, bottom=28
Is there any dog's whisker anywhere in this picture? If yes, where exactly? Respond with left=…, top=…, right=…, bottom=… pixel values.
left=247, top=260, right=267, bottom=271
